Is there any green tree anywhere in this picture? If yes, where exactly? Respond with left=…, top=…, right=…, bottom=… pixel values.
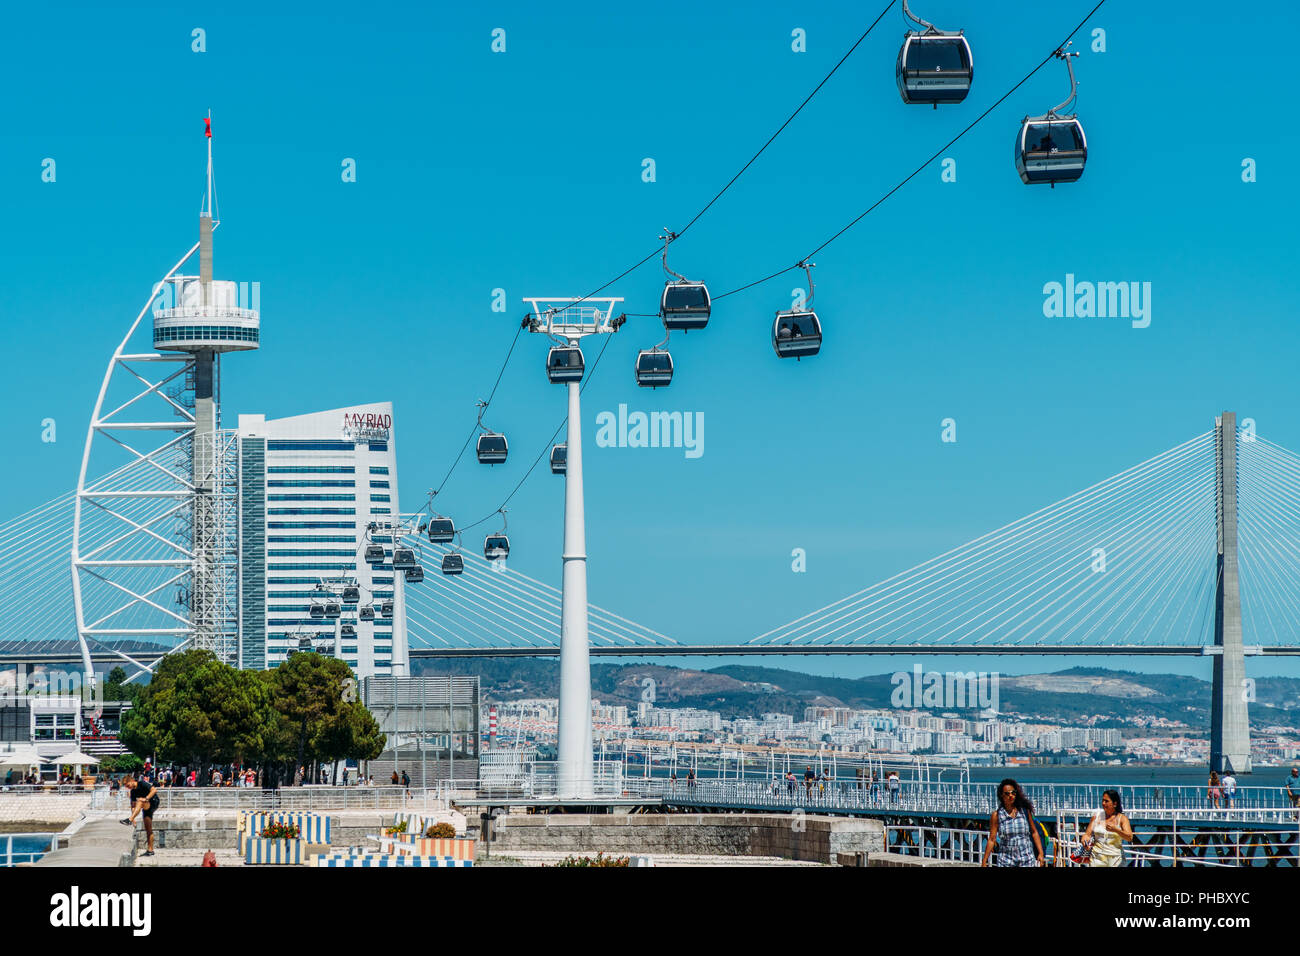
left=120, top=650, right=278, bottom=771
left=269, top=653, right=384, bottom=770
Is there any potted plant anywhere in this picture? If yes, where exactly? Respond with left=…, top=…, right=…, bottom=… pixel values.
left=245, top=820, right=304, bottom=865
left=388, top=821, right=476, bottom=861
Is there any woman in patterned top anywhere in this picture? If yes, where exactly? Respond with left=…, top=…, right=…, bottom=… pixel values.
left=980, top=778, right=1044, bottom=867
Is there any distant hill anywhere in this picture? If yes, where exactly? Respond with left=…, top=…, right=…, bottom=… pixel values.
left=409, top=659, right=1300, bottom=732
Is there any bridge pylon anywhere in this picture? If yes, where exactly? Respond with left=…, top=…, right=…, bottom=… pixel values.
left=1211, top=411, right=1252, bottom=774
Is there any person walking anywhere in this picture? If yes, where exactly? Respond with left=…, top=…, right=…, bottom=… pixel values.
left=887, top=771, right=901, bottom=805
left=1079, top=789, right=1132, bottom=867
left=1222, top=770, right=1236, bottom=809
left=1207, top=771, right=1222, bottom=809
left=119, top=773, right=160, bottom=857
left=1284, top=766, right=1300, bottom=808
left=980, top=778, right=1044, bottom=868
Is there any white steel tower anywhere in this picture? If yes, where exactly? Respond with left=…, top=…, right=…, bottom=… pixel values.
left=71, top=118, right=258, bottom=683
left=525, top=296, right=622, bottom=800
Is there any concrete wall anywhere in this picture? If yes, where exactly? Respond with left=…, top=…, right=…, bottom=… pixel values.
left=129, top=809, right=466, bottom=851
left=488, top=813, right=884, bottom=865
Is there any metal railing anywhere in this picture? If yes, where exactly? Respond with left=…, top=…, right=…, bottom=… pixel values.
left=0, top=833, right=53, bottom=867
left=632, top=777, right=1299, bottom=823
left=89, top=786, right=451, bottom=812
left=1054, top=809, right=1300, bottom=867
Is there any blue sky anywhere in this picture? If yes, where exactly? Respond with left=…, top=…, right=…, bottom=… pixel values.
left=2, top=0, right=1298, bottom=681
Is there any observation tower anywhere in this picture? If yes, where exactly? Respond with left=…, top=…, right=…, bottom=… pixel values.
left=71, top=117, right=258, bottom=684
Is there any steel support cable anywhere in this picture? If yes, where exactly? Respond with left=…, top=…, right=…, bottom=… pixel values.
left=409, top=547, right=639, bottom=647
left=416, top=541, right=676, bottom=645
left=841, top=444, right=1218, bottom=646
left=922, top=468, right=1214, bottom=647
left=406, top=556, right=561, bottom=647
left=1142, top=557, right=1218, bottom=649
left=412, top=561, right=575, bottom=646
left=414, top=588, right=554, bottom=648
left=979, top=472, right=1216, bottom=645
left=962, top=485, right=1211, bottom=648
left=0, top=461, right=165, bottom=565
left=1096, top=491, right=1218, bottom=646
left=403, top=597, right=539, bottom=649
left=1234, top=524, right=1290, bottom=647
left=774, top=434, right=1216, bottom=645
left=1236, top=452, right=1300, bottom=568
left=747, top=430, right=1213, bottom=644
left=780, top=438, right=1215, bottom=647
left=714, top=0, right=1110, bottom=303
left=1236, top=452, right=1300, bottom=551
left=1233, top=482, right=1300, bottom=630
left=1058, top=484, right=1217, bottom=647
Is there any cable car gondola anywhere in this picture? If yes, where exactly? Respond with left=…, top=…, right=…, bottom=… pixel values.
left=1017, top=45, right=1087, bottom=186
left=635, top=348, right=674, bottom=388
left=484, top=510, right=510, bottom=561
left=323, top=601, right=341, bottom=619
left=364, top=543, right=385, bottom=563
left=341, top=623, right=356, bottom=637
left=380, top=599, right=394, bottom=618
left=659, top=229, right=711, bottom=331
left=474, top=400, right=508, bottom=465
left=405, top=566, right=425, bottom=583
left=546, top=345, right=585, bottom=384
left=309, top=603, right=325, bottom=620
left=359, top=604, right=376, bottom=621
left=341, top=585, right=360, bottom=604
left=896, top=0, right=972, bottom=106
left=772, top=261, right=823, bottom=360
left=476, top=432, right=508, bottom=465
left=392, top=547, right=416, bottom=570
left=550, top=443, right=567, bottom=475
left=484, top=535, right=510, bottom=561
left=426, top=516, right=455, bottom=543
left=442, top=553, right=465, bottom=575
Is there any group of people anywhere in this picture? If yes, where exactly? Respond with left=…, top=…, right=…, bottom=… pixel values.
left=981, top=778, right=1133, bottom=868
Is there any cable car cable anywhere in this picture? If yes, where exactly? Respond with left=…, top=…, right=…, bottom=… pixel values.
left=713, top=0, right=1108, bottom=303
left=436, top=332, right=616, bottom=536
left=521, top=0, right=898, bottom=322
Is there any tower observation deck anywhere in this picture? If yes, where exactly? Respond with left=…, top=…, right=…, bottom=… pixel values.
left=71, top=117, right=257, bottom=682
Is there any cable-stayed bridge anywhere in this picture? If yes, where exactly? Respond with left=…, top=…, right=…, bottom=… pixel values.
left=6, top=416, right=1297, bottom=661
left=2, top=412, right=1296, bottom=772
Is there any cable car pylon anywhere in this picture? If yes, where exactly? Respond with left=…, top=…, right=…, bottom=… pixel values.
left=523, top=294, right=623, bottom=800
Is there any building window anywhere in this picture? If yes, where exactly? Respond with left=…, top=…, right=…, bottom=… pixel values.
left=267, top=494, right=357, bottom=502
left=369, top=480, right=390, bottom=489
left=369, top=466, right=390, bottom=475
left=268, top=521, right=356, bottom=529
left=269, top=466, right=356, bottom=474
left=268, top=508, right=357, bottom=516
left=267, top=480, right=356, bottom=488
left=267, top=441, right=355, bottom=451
left=370, top=494, right=391, bottom=503
left=268, top=549, right=360, bottom=557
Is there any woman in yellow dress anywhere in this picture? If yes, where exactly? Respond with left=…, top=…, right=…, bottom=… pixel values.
left=1081, top=789, right=1133, bottom=866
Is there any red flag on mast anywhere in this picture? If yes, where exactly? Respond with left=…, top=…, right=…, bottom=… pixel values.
left=204, top=117, right=212, bottom=138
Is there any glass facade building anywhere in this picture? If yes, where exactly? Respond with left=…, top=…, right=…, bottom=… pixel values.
left=236, top=403, right=409, bottom=678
